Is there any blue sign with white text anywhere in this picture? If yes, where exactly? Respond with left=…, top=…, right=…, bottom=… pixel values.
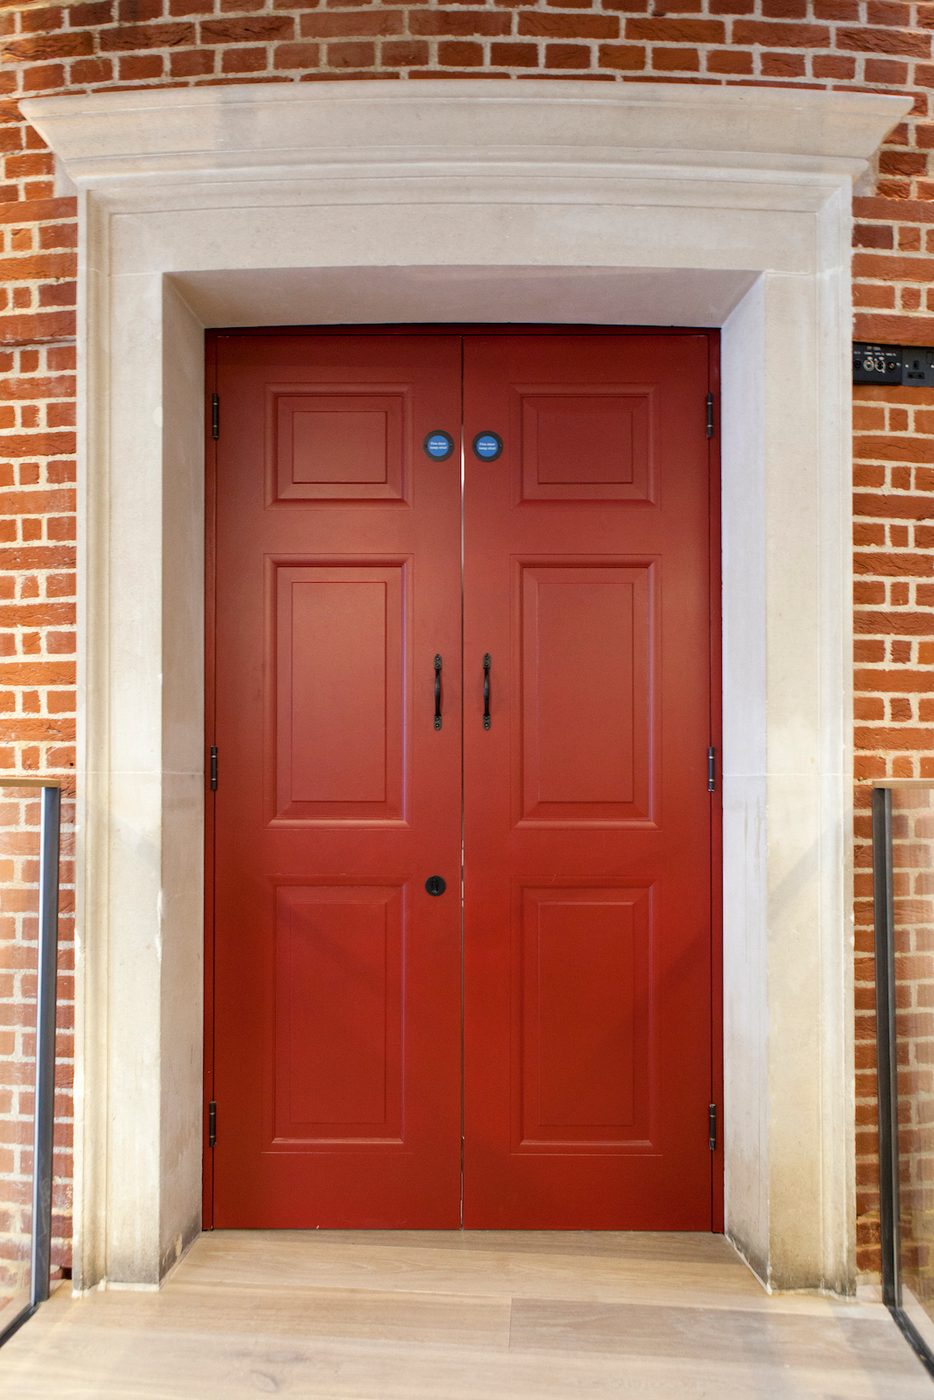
left=424, top=431, right=454, bottom=461
left=472, top=432, right=503, bottom=461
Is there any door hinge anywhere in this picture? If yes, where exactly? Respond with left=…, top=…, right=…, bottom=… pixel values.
left=709, top=1103, right=717, bottom=1151
left=210, top=745, right=218, bottom=791
left=707, top=745, right=716, bottom=792
left=211, top=393, right=220, bottom=440
left=705, top=392, right=715, bottom=439
left=208, top=1100, right=217, bottom=1148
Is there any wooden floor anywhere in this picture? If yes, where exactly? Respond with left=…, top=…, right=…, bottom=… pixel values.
left=1, top=1231, right=929, bottom=1398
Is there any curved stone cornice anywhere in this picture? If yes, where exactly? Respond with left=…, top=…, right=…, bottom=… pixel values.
left=22, top=78, right=910, bottom=193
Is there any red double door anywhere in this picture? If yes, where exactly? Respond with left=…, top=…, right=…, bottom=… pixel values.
left=208, top=330, right=719, bottom=1230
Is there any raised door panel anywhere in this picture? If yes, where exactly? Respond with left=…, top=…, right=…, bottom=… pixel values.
left=271, top=884, right=404, bottom=1146
left=272, top=562, right=407, bottom=825
left=517, top=562, right=654, bottom=826
left=516, top=885, right=653, bottom=1151
left=520, top=388, right=654, bottom=502
left=271, top=387, right=407, bottom=503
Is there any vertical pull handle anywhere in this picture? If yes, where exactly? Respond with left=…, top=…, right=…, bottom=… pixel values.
left=482, top=653, right=491, bottom=730
left=434, top=654, right=442, bottom=731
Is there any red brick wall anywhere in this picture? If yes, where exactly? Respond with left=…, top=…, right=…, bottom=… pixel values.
left=853, top=372, right=934, bottom=1278
left=1, top=0, right=932, bottom=1282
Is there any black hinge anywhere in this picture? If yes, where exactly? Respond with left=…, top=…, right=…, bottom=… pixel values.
left=208, top=1101, right=217, bottom=1148
left=705, top=392, right=715, bottom=439
left=707, top=745, right=716, bottom=792
left=211, top=393, right=220, bottom=440
left=708, top=1103, right=717, bottom=1151
left=210, top=746, right=218, bottom=791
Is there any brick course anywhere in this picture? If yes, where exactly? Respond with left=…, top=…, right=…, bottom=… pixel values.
left=0, top=0, right=932, bottom=1286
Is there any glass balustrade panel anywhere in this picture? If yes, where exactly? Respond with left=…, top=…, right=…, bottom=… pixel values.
left=892, top=783, right=934, bottom=1350
left=0, top=789, right=41, bottom=1337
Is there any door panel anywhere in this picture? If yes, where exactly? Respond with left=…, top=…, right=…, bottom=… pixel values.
left=462, top=334, right=713, bottom=1228
left=517, top=563, right=652, bottom=823
left=517, top=884, right=651, bottom=1147
left=519, top=388, right=653, bottom=502
left=212, top=334, right=463, bottom=1228
left=272, top=563, right=407, bottom=822
left=272, top=390, right=407, bottom=502
left=271, top=883, right=405, bottom=1141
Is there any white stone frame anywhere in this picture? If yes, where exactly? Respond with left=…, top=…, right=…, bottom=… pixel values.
left=23, top=79, right=908, bottom=1293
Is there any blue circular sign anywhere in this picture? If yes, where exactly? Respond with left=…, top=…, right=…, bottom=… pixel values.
left=424, top=430, right=454, bottom=461
left=473, top=431, right=503, bottom=461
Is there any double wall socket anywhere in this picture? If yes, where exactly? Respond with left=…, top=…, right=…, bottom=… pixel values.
left=901, top=347, right=934, bottom=386
left=853, top=342, right=934, bottom=387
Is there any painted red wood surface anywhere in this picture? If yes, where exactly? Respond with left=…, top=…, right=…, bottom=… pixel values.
left=462, top=335, right=715, bottom=1227
left=209, top=329, right=717, bottom=1230
left=211, top=334, right=463, bottom=1226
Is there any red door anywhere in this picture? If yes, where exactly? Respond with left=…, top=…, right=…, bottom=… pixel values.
left=211, top=334, right=463, bottom=1226
left=208, top=329, right=718, bottom=1231
left=462, top=335, right=715, bottom=1228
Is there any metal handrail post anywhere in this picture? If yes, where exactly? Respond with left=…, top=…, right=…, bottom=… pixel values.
left=29, top=784, right=61, bottom=1308
left=872, top=785, right=899, bottom=1309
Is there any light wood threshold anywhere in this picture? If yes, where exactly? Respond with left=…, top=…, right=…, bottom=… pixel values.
left=1, top=1231, right=928, bottom=1398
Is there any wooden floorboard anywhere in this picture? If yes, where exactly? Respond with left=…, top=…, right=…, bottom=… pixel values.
left=1, top=1231, right=928, bottom=1398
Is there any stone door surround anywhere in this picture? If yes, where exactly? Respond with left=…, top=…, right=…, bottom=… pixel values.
left=23, top=79, right=909, bottom=1292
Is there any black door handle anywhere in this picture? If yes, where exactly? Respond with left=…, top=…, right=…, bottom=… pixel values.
left=482, top=653, right=491, bottom=730
left=434, top=654, right=442, bottom=730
